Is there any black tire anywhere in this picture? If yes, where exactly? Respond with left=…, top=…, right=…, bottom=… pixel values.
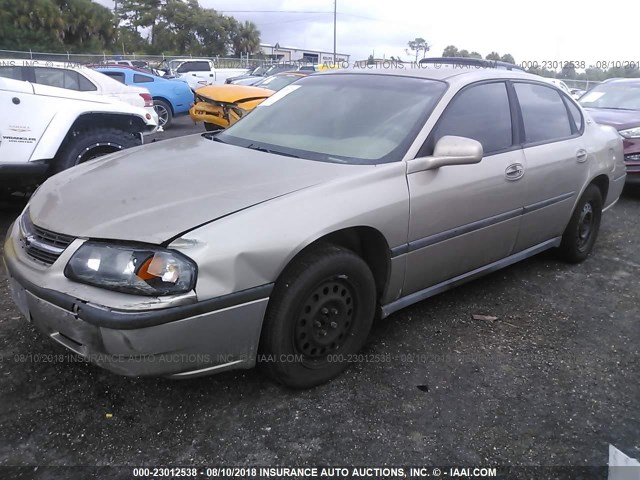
left=53, top=128, right=141, bottom=174
left=558, top=184, right=603, bottom=263
left=153, top=99, right=173, bottom=128
left=204, top=122, right=222, bottom=132
left=259, top=244, right=376, bottom=388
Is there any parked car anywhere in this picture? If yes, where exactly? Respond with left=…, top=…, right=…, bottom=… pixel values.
left=579, top=78, right=640, bottom=183
left=95, top=65, right=194, bottom=128
left=546, top=78, right=572, bottom=95
left=0, top=76, right=157, bottom=190
left=4, top=68, right=625, bottom=388
left=226, top=63, right=298, bottom=85
left=570, top=88, right=586, bottom=100
left=159, top=58, right=249, bottom=89
left=0, top=60, right=158, bottom=124
left=102, top=59, right=150, bottom=69
left=190, top=72, right=308, bottom=131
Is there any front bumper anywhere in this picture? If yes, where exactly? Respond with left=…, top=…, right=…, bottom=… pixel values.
left=189, top=103, right=230, bottom=129
left=3, top=225, right=271, bottom=378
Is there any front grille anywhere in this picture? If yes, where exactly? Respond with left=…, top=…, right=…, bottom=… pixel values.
left=19, top=211, right=75, bottom=266
left=624, top=153, right=640, bottom=163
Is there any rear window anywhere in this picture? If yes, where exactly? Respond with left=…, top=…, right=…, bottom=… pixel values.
left=514, top=83, right=573, bottom=144
left=134, top=74, right=154, bottom=83
left=101, top=72, right=126, bottom=84
left=179, top=61, right=210, bottom=72
left=34, top=68, right=81, bottom=90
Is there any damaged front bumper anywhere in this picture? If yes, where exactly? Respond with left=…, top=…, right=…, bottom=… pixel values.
left=3, top=222, right=271, bottom=378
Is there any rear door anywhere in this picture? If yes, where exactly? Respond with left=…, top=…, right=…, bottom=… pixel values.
left=404, top=81, right=526, bottom=294
left=178, top=61, right=215, bottom=84
left=511, top=82, right=588, bottom=251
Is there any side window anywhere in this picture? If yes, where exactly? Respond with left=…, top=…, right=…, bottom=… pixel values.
left=133, top=74, right=154, bottom=83
left=78, top=73, right=97, bottom=91
left=514, top=83, right=573, bottom=143
left=0, top=66, right=24, bottom=80
left=34, top=68, right=82, bottom=90
left=180, top=61, right=210, bottom=72
left=565, top=100, right=584, bottom=132
left=431, top=82, right=513, bottom=155
left=101, top=72, right=126, bottom=84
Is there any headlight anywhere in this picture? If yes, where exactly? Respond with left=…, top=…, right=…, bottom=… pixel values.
left=65, top=242, right=197, bottom=296
left=620, top=127, right=640, bottom=139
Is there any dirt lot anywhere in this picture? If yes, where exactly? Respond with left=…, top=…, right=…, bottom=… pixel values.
left=0, top=170, right=638, bottom=472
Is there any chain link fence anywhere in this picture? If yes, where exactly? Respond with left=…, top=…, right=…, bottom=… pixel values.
left=0, top=49, right=277, bottom=69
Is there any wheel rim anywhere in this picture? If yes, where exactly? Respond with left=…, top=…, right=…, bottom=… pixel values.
left=293, top=277, right=356, bottom=362
left=577, top=202, right=594, bottom=251
left=76, top=143, right=123, bottom=165
left=154, top=104, right=169, bottom=126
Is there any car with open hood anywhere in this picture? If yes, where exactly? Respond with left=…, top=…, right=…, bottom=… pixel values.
left=4, top=68, right=625, bottom=388
left=190, top=72, right=308, bottom=131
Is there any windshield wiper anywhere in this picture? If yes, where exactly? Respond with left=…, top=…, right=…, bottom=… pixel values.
left=247, top=143, right=300, bottom=158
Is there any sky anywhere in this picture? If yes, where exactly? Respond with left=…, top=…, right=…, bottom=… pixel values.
left=97, top=0, right=639, bottom=66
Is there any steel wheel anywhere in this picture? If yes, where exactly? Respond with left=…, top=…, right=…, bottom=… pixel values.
left=576, top=202, right=594, bottom=252
left=293, top=277, right=356, bottom=364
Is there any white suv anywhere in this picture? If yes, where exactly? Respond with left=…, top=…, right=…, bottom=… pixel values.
left=0, top=76, right=157, bottom=191
left=0, top=60, right=158, bottom=123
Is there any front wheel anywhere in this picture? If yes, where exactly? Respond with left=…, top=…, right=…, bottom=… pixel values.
left=259, top=245, right=376, bottom=388
left=558, top=184, right=603, bottom=263
left=52, top=128, right=141, bottom=174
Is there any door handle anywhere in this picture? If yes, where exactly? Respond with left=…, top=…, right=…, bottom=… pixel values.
left=576, top=149, right=588, bottom=163
left=505, top=163, right=525, bottom=181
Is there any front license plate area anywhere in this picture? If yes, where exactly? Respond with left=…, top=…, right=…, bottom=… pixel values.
left=8, top=276, right=30, bottom=321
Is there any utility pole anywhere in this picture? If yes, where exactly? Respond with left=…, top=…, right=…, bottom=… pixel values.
left=333, top=0, right=337, bottom=65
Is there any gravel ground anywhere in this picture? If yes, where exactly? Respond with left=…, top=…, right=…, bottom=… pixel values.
left=0, top=148, right=637, bottom=472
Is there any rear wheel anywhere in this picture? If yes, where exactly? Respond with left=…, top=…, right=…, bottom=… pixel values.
left=259, top=245, right=376, bottom=388
left=53, top=128, right=141, bottom=174
left=558, top=184, right=603, bottom=263
left=153, top=99, right=173, bottom=128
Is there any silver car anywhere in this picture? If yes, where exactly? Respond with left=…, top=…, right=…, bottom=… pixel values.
left=4, top=68, right=626, bottom=388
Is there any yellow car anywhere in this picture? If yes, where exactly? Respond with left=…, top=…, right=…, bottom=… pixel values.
left=190, top=72, right=309, bottom=131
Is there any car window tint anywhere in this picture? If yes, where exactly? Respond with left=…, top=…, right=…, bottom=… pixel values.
left=78, top=73, right=97, bottom=91
left=34, top=68, right=83, bottom=90
left=101, top=72, right=125, bottom=84
left=515, top=83, right=573, bottom=143
left=179, top=61, right=210, bottom=72
left=133, top=74, right=154, bottom=83
left=433, top=82, right=512, bottom=155
left=565, top=100, right=583, bottom=132
left=0, top=66, right=24, bottom=80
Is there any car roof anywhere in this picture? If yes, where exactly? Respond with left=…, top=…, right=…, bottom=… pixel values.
left=321, top=66, right=543, bottom=85
left=602, top=78, right=640, bottom=85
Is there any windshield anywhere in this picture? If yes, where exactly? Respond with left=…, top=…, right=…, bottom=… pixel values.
left=579, top=83, right=640, bottom=110
left=264, top=64, right=295, bottom=76
left=254, top=74, right=303, bottom=92
left=216, top=74, right=447, bottom=164
left=251, top=66, right=267, bottom=76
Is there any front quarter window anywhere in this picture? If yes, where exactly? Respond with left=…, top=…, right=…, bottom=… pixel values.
left=216, top=74, right=446, bottom=164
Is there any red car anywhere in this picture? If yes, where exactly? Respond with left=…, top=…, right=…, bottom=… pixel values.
left=580, top=78, right=640, bottom=183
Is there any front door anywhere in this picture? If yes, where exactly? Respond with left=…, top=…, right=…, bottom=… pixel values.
left=404, top=81, right=526, bottom=295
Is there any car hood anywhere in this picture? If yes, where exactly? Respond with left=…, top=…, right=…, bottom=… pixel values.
left=28, top=135, right=351, bottom=244
left=584, top=108, right=640, bottom=131
left=195, top=84, right=273, bottom=104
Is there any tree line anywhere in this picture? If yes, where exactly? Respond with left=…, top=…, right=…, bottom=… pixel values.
left=439, top=44, right=640, bottom=80
left=0, top=0, right=261, bottom=57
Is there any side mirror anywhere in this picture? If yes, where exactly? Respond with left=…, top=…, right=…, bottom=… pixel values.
left=408, top=136, right=483, bottom=173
